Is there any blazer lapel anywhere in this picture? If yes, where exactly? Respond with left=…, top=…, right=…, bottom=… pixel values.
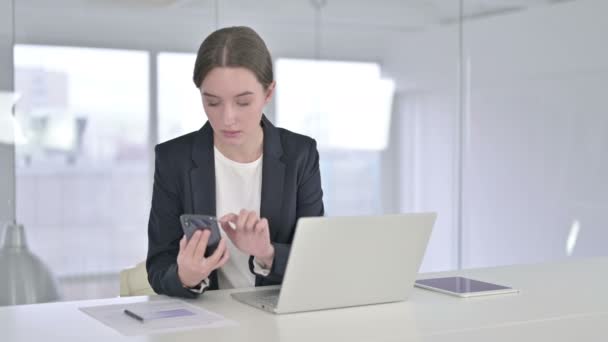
left=260, top=115, right=285, bottom=241
left=190, top=122, right=216, bottom=216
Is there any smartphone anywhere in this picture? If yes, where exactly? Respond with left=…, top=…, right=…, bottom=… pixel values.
left=179, top=214, right=221, bottom=254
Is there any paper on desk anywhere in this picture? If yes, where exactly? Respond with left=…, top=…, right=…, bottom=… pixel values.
left=80, top=298, right=237, bottom=336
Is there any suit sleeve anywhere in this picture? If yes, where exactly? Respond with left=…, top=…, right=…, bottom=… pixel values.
left=146, top=145, right=199, bottom=298
left=251, top=139, right=325, bottom=282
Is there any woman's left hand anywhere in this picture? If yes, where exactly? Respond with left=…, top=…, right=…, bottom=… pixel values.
left=219, top=210, right=275, bottom=268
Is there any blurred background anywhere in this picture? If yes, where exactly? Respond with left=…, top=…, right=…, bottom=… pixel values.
left=0, top=0, right=606, bottom=302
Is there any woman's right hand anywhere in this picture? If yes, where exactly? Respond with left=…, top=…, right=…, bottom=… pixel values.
left=177, top=229, right=229, bottom=288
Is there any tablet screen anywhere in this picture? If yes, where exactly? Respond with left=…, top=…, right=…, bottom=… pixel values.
left=416, top=277, right=511, bottom=293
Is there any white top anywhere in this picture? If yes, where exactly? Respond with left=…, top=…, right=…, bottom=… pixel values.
left=214, top=146, right=264, bottom=289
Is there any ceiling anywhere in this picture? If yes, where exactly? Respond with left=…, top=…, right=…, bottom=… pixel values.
left=15, top=0, right=576, bottom=32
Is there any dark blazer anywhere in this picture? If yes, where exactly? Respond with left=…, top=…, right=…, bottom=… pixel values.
left=146, top=115, right=324, bottom=298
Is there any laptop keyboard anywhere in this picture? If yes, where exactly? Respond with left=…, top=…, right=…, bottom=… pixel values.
left=241, top=289, right=280, bottom=308
left=257, top=294, right=279, bottom=307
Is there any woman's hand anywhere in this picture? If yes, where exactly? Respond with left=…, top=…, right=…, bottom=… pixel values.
left=219, top=210, right=275, bottom=268
left=177, top=230, right=230, bottom=288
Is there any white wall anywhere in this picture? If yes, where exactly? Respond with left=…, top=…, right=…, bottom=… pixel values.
left=385, top=26, right=461, bottom=272
left=462, top=0, right=608, bottom=267
left=0, top=0, right=16, bottom=225
left=384, top=0, right=608, bottom=270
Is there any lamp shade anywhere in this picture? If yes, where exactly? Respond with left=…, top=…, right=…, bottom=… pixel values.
left=0, top=222, right=60, bottom=306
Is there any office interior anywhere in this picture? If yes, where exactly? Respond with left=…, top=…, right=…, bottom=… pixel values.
left=0, top=0, right=607, bottom=304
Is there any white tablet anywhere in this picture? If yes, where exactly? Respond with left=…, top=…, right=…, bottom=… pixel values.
left=415, top=276, right=519, bottom=298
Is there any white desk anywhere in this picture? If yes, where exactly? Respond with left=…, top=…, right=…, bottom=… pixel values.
left=3, top=257, right=608, bottom=342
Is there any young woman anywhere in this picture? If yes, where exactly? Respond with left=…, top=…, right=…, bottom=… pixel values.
left=146, top=26, right=324, bottom=297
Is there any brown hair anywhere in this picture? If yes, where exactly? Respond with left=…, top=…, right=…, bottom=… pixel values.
left=192, top=26, right=274, bottom=90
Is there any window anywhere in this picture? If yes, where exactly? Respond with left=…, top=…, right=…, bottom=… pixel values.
left=157, top=52, right=204, bottom=143
left=275, top=58, right=395, bottom=215
left=275, top=59, right=394, bottom=150
left=14, top=45, right=150, bottom=299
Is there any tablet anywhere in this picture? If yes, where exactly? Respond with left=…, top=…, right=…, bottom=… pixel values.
left=415, top=277, right=519, bottom=298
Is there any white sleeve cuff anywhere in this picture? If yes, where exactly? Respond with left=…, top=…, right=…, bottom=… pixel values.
left=187, top=278, right=210, bottom=294
left=252, top=257, right=271, bottom=276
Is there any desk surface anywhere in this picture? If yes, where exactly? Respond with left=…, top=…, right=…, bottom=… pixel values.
left=3, top=257, right=608, bottom=342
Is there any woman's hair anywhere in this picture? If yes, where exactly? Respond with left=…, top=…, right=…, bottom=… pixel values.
left=192, top=26, right=274, bottom=90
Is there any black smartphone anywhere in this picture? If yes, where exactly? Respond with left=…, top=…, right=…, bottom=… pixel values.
left=179, top=214, right=221, bottom=254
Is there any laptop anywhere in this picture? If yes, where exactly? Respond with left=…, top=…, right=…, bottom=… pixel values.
left=231, top=213, right=436, bottom=314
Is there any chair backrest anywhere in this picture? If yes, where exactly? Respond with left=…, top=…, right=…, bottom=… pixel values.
left=119, top=261, right=155, bottom=297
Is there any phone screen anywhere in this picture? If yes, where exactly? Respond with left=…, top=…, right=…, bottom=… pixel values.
left=179, top=214, right=221, bottom=254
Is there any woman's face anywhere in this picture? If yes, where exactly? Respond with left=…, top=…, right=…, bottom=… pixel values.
left=200, top=67, right=274, bottom=148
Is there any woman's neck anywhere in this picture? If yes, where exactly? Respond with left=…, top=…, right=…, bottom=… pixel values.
left=214, top=126, right=264, bottom=163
